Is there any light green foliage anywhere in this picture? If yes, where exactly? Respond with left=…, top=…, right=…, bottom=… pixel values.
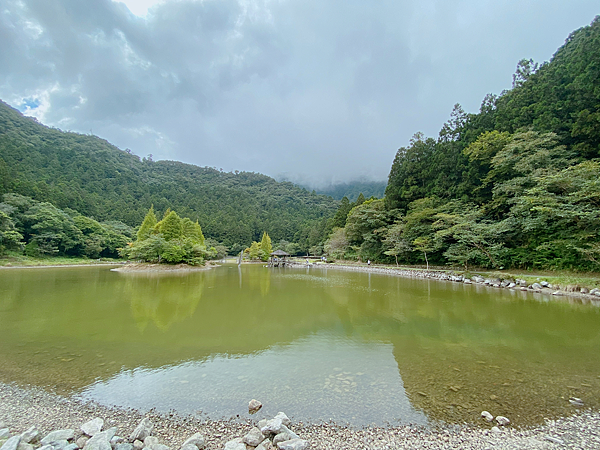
left=137, top=206, right=157, bottom=242
left=182, top=218, right=205, bottom=245
left=23, top=202, right=84, bottom=256
left=260, top=232, right=272, bottom=261
left=248, top=241, right=260, bottom=260
left=382, top=222, right=410, bottom=266
left=324, top=227, right=349, bottom=259
left=157, top=210, right=183, bottom=241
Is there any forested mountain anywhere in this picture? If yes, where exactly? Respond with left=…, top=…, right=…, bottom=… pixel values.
left=324, top=16, right=600, bottom=271
left=0, top=101, right=337, bottom=252
left=313, top=180, right=386, bottom=201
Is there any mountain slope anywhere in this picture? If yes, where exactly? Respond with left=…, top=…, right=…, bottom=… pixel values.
left=0, top=101, right=337, bottom=249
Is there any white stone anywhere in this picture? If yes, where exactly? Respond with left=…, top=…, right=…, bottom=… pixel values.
left=20, top=426, right=40, bottom=444
left=129, top=419, right=153, bottom=442
left=276, top=440, right=309, bottom=450
left=243, top=428, right=265, bottom=447
left=181, top=433, right=205, bottom=450
left=81, top=419, right=104, bottom=437
left=41, top=431, right=74, bottom=446
left=261, top=418, right=284, bottom=435
left=496, top=416, right=510, bottom=426
left=223, top=439, right=245, bottom=450
left=480, top=411, right=494, bottom=422
left=273, top=413, right=291, bottom=427
left=1, top=437, right=22, bottom=450
left=143, top=438, right=158, bottom=447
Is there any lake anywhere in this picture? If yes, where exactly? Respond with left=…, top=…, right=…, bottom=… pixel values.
left=0, top=264, right=599, bottom=426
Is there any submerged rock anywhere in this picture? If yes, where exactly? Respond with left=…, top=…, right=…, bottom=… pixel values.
left=248, top=400, right=263, bottom=414
left=496, top=416, right=510, bottom=426
left=480, top=411, right=494, bottom=422
left=569, top=397, right=584, bottom=407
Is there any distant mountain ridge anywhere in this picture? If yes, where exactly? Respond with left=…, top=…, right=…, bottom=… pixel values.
left=312, top=180, right=386, bottom=201
left=0, top=100, right=337, bottom=249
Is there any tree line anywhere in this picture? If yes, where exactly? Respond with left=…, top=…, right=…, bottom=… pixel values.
left=318, top=16, right=600, bottom=271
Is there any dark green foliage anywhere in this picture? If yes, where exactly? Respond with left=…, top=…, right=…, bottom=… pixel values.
left=0, top=100, right=338, bottom=249
left=0, top=193, right=132, bottom=258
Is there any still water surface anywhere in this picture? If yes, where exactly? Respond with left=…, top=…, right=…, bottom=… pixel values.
left=0, top=264, right=599, bottom=426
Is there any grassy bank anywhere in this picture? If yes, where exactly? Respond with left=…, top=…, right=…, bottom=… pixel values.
left=0, top=251, right=123, bottom=267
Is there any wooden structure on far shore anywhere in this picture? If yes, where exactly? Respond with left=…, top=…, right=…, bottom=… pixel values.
left=269, top=250, right=290, bottom=267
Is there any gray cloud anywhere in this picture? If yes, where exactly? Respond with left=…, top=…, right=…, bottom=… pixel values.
left=0, top=0, right=598, bottom=186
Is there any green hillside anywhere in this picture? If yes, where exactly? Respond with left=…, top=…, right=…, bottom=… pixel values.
left=324, top=16, right=600, bottom=271
left=0, top=102, right=337, bottom=251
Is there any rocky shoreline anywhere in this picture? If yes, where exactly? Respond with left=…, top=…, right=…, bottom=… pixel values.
left=1, top=383, right=599, bottom=450
left=293, top=262, right=600, bottom=305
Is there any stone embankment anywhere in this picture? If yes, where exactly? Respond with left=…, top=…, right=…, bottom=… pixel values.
left=293, top=262, right=600, bottom=302
left=2, top=383, right=600, bottom=450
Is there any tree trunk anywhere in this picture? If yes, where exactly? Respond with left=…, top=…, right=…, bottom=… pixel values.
left=424, top=251, right=429, bottom=270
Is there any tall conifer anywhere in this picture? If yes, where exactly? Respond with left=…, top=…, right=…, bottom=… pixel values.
left=136, top=206, right=157, bottom=242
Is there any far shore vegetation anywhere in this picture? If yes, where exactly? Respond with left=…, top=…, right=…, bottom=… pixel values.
left=1, top=18, right=600, bottom=276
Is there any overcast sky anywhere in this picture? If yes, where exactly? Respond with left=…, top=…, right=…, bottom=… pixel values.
left=0, top=0, right=597, bottom=186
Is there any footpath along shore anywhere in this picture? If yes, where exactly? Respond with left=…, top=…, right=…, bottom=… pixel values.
left=1, top=383, right=599, bottom=450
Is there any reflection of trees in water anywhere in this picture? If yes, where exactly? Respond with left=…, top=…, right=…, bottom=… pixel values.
left=123, top=272, right=207, bottom=332
left=246, top=267, right=270, bottom=297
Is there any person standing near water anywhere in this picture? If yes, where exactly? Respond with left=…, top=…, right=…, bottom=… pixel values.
left=367, top=260, right=371, bottom=266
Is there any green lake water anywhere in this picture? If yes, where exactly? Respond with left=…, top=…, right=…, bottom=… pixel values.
left=0, top=264, right=599, bottom=426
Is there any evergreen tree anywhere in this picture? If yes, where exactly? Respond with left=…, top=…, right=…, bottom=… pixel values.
left=136, top=206, right=157, bottom=242
left=158, top=210, right=183, bottom=241
left=260, top=232, right=272, bottom=261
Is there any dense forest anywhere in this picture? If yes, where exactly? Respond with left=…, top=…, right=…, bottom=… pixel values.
left=312, top=181, right=386, bottom=201
left=322, top=16, right=600, bottom=271
left=0, top=102, right=337, bottom=254
left=1, top=17, right=599, bottom=270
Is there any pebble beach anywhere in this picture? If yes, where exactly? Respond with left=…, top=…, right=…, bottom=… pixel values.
left=1, top=382, right=600, bottom=450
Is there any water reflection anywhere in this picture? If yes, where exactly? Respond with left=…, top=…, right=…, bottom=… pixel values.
left=83, top=332, right=428, bottom=425
left=0, top=265, right=598, bottom=426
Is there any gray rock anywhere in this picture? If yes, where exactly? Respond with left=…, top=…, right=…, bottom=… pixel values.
left=257, top=420, right=268, bottom=430
left=540, top=281, right=549, bottom=287
left=490, top=427, right=501, bottom=434
left=261, top=418, right=284, bottom=436
left=38, top=446, right=54, bottom=450
left=132, top=441, right=144, bottom=450
left=1, top=436, right=21, bottom=450
left=47, top=440, right=69, bottom=450
left=273, top=427, right=299, bottom=446
left=580, top=287, right=589, bottom=294
left=17, top=444, right=34, bottom=450
left=589, top=288, right=599, bottom=295
left=64, top=444, right=79, bottom=450
left=480, top=411, right=494, bottom=422
left=178, top=445, right=197, bottom=450
left=41, top=431, right=74, bottom=446
left=143, top=438, right=158, bottom=448
left=223, top=439, right=245, bottom=450
left=130, top=419, right=153, bottom=443
left=83, top=428, right=116, bottom=450
left=181, top=433, right=205, bottom=450
left=145, top=445, right=169, bottom=450
left=255, top=442, right=273, bottom=450
left=0, top=430, right=10, bottom=440
left=531, top=283, right=542, bottom=290
left=463, top=279, right=472, bottom=284
left=20, top=427, right=39, bottom=444
left=243, top=428, right=265, bottom=447
left=273, top=413, right=291, bottom=427
left=76, top=437, right=88, bottom=449
left=496, top=416, right=510, bottom=426
left=81, top=419, right=104, bottom=437
left=248, top=399, right=263, bottom=414
left=276, top=440, right=309, bottom=450
left=552, top=291, right=563, bottom=296
left=116, top=445, right=133, bottom=450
